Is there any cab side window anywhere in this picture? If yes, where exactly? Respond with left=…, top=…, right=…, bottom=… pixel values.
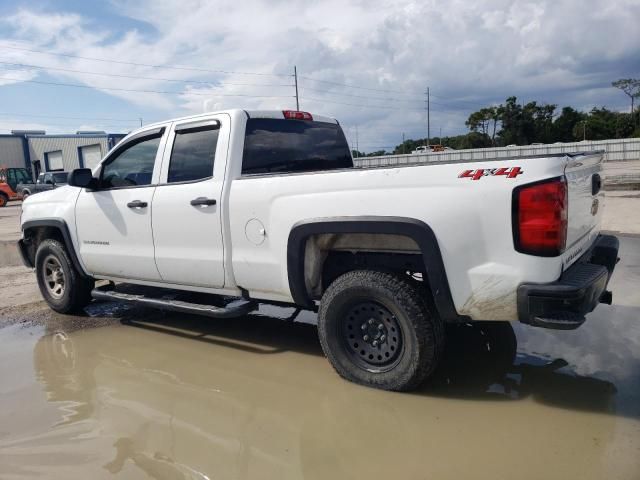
left=101, top=136, right=161, bottom=189
left=167, top=126, right=219, bottom=183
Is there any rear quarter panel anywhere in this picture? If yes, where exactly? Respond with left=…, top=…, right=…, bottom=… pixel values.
left=228, top=157, right=570, bottom=320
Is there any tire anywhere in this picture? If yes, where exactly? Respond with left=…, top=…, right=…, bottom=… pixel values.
left=318, top=270, right=444, bottom=391
left=0, top=193, right=7, bottom=207
left=35, top=239, right=94, bottom=314
left=21, top=191, right=30, bottom=202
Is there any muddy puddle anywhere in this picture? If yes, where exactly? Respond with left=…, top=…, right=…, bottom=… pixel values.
left=1, top=237, right=639, bottom=479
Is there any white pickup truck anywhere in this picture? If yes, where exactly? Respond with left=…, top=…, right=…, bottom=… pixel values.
left=19, top=109, right=619, bottom=391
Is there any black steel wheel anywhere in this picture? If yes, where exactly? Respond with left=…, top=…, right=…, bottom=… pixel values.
left=318, top=270, right=444, bottom=391
left=341, top=301, right=404, bottom=372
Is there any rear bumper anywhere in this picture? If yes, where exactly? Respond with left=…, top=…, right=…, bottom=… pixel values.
left=517, top=234, right=619, bottom=330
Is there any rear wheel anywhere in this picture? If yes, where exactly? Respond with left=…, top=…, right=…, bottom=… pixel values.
left=318, top=270, right=444, bottom=391
left=35, top=239, right=94, bottom=314
left=21, top=191, right=30, bottom=202
left=0, top=193, right=8, bottom=207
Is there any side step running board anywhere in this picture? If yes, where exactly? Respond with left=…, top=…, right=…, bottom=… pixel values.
left=91, top=285, right=258, bottom=319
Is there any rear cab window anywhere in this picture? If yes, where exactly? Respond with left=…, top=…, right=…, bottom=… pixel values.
left=167, top=123, right=220, bottom=183
left=242, top=118, right=353, bottom=175
left=52, top=173, right=68, bottom=184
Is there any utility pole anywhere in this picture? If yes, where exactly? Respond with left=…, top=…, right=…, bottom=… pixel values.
left=583, top=120, right=587, bottom=141
left=425, top=87, right=430, bottom=147
left=439, top=126, right=442, bottom=145
left=355, top=125, right=359, bottom=157
left=294, top=66, right=300, bottom=111
left=402, top=132, right=405, bottom=154
left=139, top=117, right=143, bottom=127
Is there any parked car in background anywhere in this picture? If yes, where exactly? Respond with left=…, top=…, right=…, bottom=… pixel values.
left=411, top=144, right=451, bottom=154
left=0, top=166, right=31, bottom=207
left=17, top=172, right=69, bottom=201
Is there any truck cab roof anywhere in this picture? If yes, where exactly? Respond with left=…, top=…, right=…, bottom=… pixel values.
left=140, top=109, right=338, bottom=132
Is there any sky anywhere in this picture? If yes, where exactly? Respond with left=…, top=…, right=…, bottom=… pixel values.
left=0, top=0, right=638, bottom=152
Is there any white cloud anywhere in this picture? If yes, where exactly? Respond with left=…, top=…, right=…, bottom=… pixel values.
left=0, top=68, right=38, bottom=87
left=1, top=0, right=639, bottom=148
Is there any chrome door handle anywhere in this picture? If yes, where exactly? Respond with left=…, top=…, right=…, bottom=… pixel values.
left=190, top=197, right=217, bottom=206
left=127, top=200, right=148, bottom=208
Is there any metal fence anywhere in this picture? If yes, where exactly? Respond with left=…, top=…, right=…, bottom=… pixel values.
left=354, top=137, right=640, bottom=168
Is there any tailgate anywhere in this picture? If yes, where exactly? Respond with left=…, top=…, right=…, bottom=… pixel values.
left=563, top=152, right=604, bottom=264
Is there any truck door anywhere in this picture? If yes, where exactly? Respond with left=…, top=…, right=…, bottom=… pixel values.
left=151, top=116, right=228, bottom=288
left=74, top=127, right=168, bottom=280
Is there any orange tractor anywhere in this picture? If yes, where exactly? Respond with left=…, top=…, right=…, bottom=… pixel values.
left=0, top=166, right=31, bottom=207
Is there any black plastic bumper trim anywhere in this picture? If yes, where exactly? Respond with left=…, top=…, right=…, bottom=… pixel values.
left=517, top=234, right=619, bottom=330
left=17, top=239, right=33, bottom=268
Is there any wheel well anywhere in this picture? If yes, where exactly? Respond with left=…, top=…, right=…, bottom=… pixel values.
left=23, top=226, right=65, bottom=266
left=303, top=233, right=425, bottom=299
left=287, top=217, right=465, bottom=323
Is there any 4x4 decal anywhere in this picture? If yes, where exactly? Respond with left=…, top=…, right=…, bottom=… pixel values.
left=458, top=167, right=523, bottom=181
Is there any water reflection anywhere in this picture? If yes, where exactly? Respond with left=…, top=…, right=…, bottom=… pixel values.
left=427, top=323, right=619, bottom=417
left=3, top=234, right=639, bottom=479
left=15, top=302, right=637, bottom=479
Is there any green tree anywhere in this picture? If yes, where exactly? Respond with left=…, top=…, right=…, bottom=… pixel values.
left=612, top=78, right=640, bottom=114
left=553, top=107, right=586, bottom=142
left=571, top=108, right=635, bottom=140
left=466, top=106, right=501, bottom=145
left=532, top=103, right=557, bottom=143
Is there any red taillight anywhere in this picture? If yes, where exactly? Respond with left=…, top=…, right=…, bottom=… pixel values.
left=513, top=177, right=567, bottom=256
left=283, top=110, right=313, bottom=120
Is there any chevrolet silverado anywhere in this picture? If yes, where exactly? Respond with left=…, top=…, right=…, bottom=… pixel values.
left=18, top=109, right=619, bottom=390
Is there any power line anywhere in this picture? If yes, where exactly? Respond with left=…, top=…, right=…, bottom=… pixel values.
left=0, top=43, right=293, bottom=77
left=0, top=111, right=141, bottom=122
left=301, top=85, right=421, bottom=103
left=0, top=60, right=294, bottom=88
left=301, top=74, right=492, bottom=108
left=300, top=84, right=479, bottom=111
left=301, top=75, right=422, bottom=96
left=0, top=76, right=295, bottom=98
left=303, top=96, right=466, bottom=116
left=1, top=44, right=494, bottom=109
left=0, top=119, right=134, bottom=130
left=303, top=96, right=422, bottom=111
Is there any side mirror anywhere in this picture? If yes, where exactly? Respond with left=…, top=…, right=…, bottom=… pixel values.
left=68, top=169, right=96, bottom=189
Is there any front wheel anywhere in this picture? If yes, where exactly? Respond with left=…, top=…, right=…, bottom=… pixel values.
left=35, top=239, right=94, bottom=314
left=21, top=191, right=30, bottom=202
left=318, top=270, right=444, bottom=391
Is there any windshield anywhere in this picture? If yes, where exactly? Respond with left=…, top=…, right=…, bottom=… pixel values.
left=242, top=118, right=353, bottom=175
left=13, top=168, right=31, bottom=183
left=52, top=172, right=68, bottom=184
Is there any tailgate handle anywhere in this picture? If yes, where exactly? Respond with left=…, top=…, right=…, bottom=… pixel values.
left=592, top=174, right=601, bottom=195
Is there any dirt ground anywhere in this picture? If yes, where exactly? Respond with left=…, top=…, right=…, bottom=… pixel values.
left=602, top=191, right=640, bottom=236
